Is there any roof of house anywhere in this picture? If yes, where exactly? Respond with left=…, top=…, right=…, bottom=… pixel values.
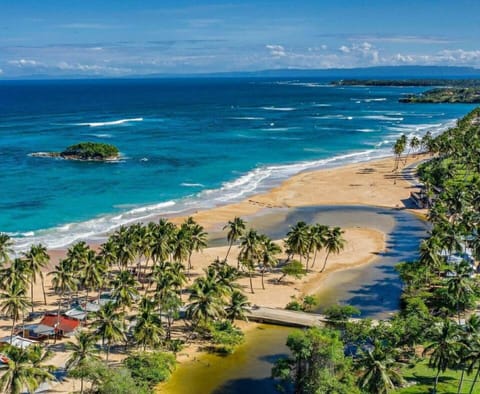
left=65, top=302, right=101, bottom=320
left=0, top=335, right=38, bottom=349
left=22, top=324, right=56, bottom=336
left=40, top=314, right=80, bottom=333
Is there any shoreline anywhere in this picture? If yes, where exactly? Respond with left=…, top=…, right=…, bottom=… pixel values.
left=4, top=152, right=427, bottom=393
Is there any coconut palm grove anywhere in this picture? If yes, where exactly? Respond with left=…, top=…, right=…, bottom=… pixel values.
left=0, top=107, right=480, bottom=392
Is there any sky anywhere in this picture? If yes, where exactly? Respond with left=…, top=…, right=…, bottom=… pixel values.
left=1, top=0, right=480, bottom=77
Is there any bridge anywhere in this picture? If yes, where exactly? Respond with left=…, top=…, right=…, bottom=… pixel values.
left=245, top=306, right=375, bottom=328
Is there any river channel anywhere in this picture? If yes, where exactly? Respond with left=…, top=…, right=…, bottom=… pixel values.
left=161, top=205, right=429, bottom=394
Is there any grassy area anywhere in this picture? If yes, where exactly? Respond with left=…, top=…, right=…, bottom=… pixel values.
left=397, top=361, right=480, bottom=394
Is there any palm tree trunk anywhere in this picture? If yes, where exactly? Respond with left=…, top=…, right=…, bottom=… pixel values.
left=10, top=315, right=16, bottom=339
left=321, top=251, right=330, bottom=272
left=225, top=241, right=233, bottom=262
left=261, top=269, right=265, bottom=290
left=249, top=272, right=254, bottom=294
left=31, top=280, right=34, bottom=314
left=277, top=273, right=286, bottom=283
left=80, top=376, right=84, bottom=394
left=468, top=364, right=480, bottom=394
left=311, top=249, right=318, bottom=268
left=41, top=274, right=47, bottom=305
left=457, top=368, right=465, bottom=394
left=106, top=343, right=110, bottom=363
left=305, top=258, right=309, bottom=274
left=433, top=368, right=441, bottom=394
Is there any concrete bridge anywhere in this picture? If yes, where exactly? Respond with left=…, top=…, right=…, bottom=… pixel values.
left=245, top=306, right=376, bottom=328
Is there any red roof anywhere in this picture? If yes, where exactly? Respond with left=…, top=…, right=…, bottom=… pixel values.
left=40, top=314, right=80, bottom=333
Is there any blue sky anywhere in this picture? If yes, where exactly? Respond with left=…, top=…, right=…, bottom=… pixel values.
left=1, top=0, right=479, bottom=77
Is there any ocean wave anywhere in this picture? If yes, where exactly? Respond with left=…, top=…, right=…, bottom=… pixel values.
left=181, top=183, right=205, bottom=187
left=86, top=133, right=112, bottom=138
left=311, top=115, right=353, bottom=120
left=357, top=128, right=376, bottom=133
left=228, top=117, right=265, bottom=120
left=261, top=106, right=296, bottom=111
left=351, top=98, right=387, bottom=103
left=312, top=104, right=332, bottom=107
left=75, top=118, right=144, bottom=127
left=361, top=115, right=404, bottom=121
left=10, top=119, right=455, bottom=252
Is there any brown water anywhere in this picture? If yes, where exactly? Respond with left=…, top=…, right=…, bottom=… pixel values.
left=159, top=325, right=291, bottom=394
left=161, top=205, right=429, bottom=394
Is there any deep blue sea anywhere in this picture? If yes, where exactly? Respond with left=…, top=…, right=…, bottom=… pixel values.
left=0, top=78, right=475, bottom=250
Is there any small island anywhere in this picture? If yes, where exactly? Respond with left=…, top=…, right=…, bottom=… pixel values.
left=399, top=87, right=480, bottom=103
left=31, top=142, right=120, bottom=161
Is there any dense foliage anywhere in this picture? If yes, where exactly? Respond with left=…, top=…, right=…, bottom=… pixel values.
left=61, top=142, right=119, bottom=160
left=400, top=87, right=480, bottom=103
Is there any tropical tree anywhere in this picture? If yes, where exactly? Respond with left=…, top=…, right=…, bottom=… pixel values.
left=92, top=301, right=126, bottom=362
left=132, top=297, right=164, bottom=350
left=446, top=260, right=476, bottom=323
left=225, top=290, right=250, bottom=322
left=186, top=274, right=226, bottom=328
left=0, top=282, right=30, bottom=339
left=82, top=253, right=106, bottom=305
left=111, top=270, right=139, bottom=327
left=320, top=227, right=346, bottom=272
left=277, top=260, right=306, bottom=283
left=258, top=235, right=281, bottom=290
left=0, top=233, right=13, bottom=267
left=0, top=345, right=55, bottom=394
left=423, top=319, right=462, bottom=394
left=357, top=342, right=405, bottom=394
left=285, top=221, right=310, bottom=270
left=22, top=244, right=49, bottom=309
left=183, top=217, right=208, bottom=272
left=309, top=224, right=328, bottom=268
left=65, top=330, right=101, bottom=394
left=223, top=217, right=246, bottom=263
left=49, top=259, right=78, bottom=322
left=239, top=229, right=262, bottom=293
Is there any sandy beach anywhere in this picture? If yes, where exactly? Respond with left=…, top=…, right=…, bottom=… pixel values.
left=0, top=153, right=426, bottom=393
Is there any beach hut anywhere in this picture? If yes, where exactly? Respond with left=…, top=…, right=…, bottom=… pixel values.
left=21, top=324, right=56, bottom=340
left=38, top=314, right=80, bottom=337
left=0, top=335, right=38, bottom=349
left=65, top=301, right=101, bottom=321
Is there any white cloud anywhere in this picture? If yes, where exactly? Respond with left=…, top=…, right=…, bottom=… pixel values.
left=266, top=44, right=286, bottom=57
left=339, top=45, right=350, bottom=54
left=0, top=68, right=3, bottom=74
left=338, top=42, right=379, bottom=64
left=56, top=61, right=130, bottom=74
left=8, top=59, right=43, bottom=67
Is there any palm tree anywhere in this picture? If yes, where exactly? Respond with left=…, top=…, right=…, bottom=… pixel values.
left=419, top=235, right=442, bottom=282
left=183, top=218, right=208, bottom=271
left=0, top=282, right=30, bottom=339
left=320, top=227, right=345, bottom=272
left=226, top=290, right=250, bottom=322
left=111, top=270, right=139, bottom=327
left=357, top=342, right=405, bottom=394
left=186, top=274, right=226, bottom=327
left=285, top=222, right=309, bottom=270
left=132, top=297, right=164, bottom=350
left=22, top=244, right=49, bottom=309
left=65, top=330, right=101, bottom=394
left=223, top=217, right=246, bottom=262
left=0, top=258, right=30, bottom=296
left=49, top=259, right=78, bottom=323
left=239, top=229, right=262, bottom=293
left=0, top=345, right=55, bottom=394
left=81, top=252, right=105, bottom=305
left=446, top=260, right=475, bottom=323
left=0, top=233, right=13, bottom=267
left=309, top=224, right=328, bottom=268
left=423, top=319, right=462, bottom=394
left=92, top=301, right=126, bottom=362
left=258, top=235, right=281, bottom=290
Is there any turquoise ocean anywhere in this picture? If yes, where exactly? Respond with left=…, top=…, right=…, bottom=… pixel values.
left=0, top=78, right=475, bottom=251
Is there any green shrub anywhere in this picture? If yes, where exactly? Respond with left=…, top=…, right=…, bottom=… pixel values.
left=124, top=351, right=176, bottom=388
left=210, top=320, right=244, bottom=354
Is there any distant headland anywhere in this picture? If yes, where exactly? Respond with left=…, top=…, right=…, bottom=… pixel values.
left=30, top=142, right=120, bottom=161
